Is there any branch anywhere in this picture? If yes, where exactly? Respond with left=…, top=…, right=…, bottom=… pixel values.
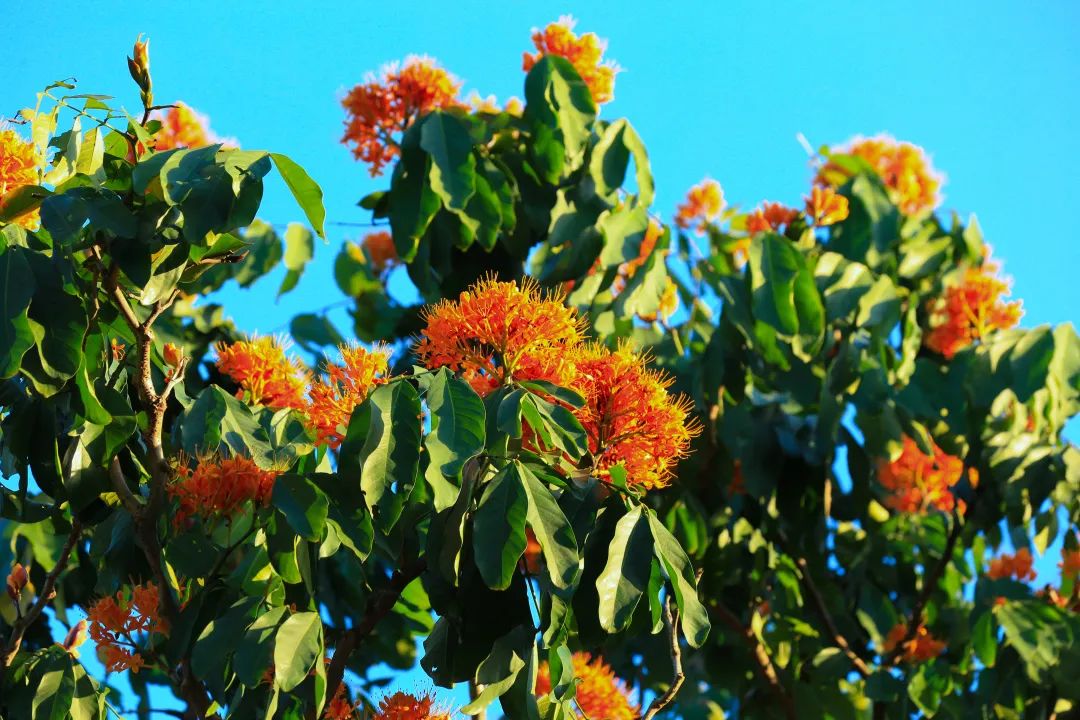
left=641, top=595, right=685, bottom=720
left=1, top=520, right=83, bottom=671
left=711, top=601, right=796, bottom=720
left=885, top=509, right=964, bottom=667
left=321, top=558, right=428, bottom=715
left=793, top=556, right=871, bottom=678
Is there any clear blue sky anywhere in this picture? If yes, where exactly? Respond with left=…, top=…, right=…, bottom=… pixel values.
left=7, top=0, right=1080, bottom=713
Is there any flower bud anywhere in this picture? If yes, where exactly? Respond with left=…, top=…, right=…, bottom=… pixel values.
left=127, top=34, right=153, bottom=108
left=163, top=342, right=183, bottom=368
left=61, top=619, right=88, bottom=655
left=6, top=563, right=28, bottom=599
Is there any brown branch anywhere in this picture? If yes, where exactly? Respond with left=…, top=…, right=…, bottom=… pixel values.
left=885, top=509, right=964, bottom=667
left=711, top=602, right=796, bottom=720
left=793, top=556, right=871, bottom=678
left=641, top=595, right=685, bottom=720
left=1, top=520, right=83, bottom=671
left=321, top=559, right=428, bottom=716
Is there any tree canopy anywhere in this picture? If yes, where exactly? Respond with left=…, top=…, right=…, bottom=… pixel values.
left=1, top=19, right=1078, bottom=720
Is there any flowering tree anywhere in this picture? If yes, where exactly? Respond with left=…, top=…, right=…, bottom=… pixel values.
left=2, top=19, right=1079, bottom=720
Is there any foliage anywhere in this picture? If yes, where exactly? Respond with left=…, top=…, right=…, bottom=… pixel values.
left=1, top=18, right=1079, bottom=720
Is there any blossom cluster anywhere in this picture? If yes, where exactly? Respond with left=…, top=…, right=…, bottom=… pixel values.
left=215, top=336, right=389, bottom=448
left=535, top=652, right=637, bottom=720
left=986, top=548, right=1037, bottom=582
left=372, top=691, right=453, bottom=720
left=816, top=134, right=941, bottom=216
left=0, top=127, right=42, bottom=229
left=341, top=56, right=463, bottom=176
left=150, top=102, right=232, bottom=151
left=924, top=253, right=1022, bottom=359
left=169, top=455, right=280, bottom=528
left=882, top=622, right=946, bottom=663
left=86, top=582, right=168, bottom=673
left=416, top=278, right=699, bottom=491
left=877, top=435, right=971, bottom=515
left=523, top=16, right=620, bottom=105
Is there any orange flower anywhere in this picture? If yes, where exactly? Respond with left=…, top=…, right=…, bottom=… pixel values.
left=151, top=102, right=231, bottom=151
left=373, top=691, right=452, bottom=720
left=307, top=344, right=390, bottom=448
left=805, top=185, right=849, bottom=226
left=87, top=582, right=168, bottom=673
left=535, top=653, right=637, bottom=720
left=523, top=17, right=619, bottom=105
left=882, top=622, right=945, bottom=663
left=815, top=135, right=941, bottom=216
left=521, top=527, right=543, bottom=575
left=746, top=202, right=799, bottom=234
left=414, top=278, right=585, bottom=396
left=163, top=342, right=184, bottom=368
left=674, top=179, right=724, bottom=233
left=342, top=56, right=462, bottom=176
left=924, top=253, right=1022, bottom=359
left=169, top=455, right=279, bottom=528
left=363, top=230, right=399, bottom=274
left=216, top=336, right=308, bottom=411
left=877, top=435, right=966, bottom=515
left=570, top=343, right=700, bottom=492
left=987, top=548, right=1037, bottom=582
left=0, top=127, right=42, bottom=229
left=1060, top=549, right=1080, bottom=580
left=6, top=562, right=29, bottom=599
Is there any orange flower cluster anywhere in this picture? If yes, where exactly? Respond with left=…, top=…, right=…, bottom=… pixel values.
left=169, top=455, right=280, bottom=528
left=87, top=582, right=168, bottom=673
left=216, top=336, right=309, bottom=410
left=523, top=17, right=619, bottom=105
left=877, top=435, right=967, bottom=515
left=151, top=103, right=229, bottom=151
left=987, top=548, right=1037, bottom=582
left=570, top=343, right=699, bottom=492
left=415, top=278, right=584, bottom=396
left=307, top=344, right=390, bottom=447
left=613, top=221, right=678, bottom=322
left=675, top=179, right=724, bottom=233
left=746, top=202, right=799, bottom=235
left=535, top=653, right=637, bottom=720
left=882, top=622, right=945, bottom=663
left=1061, top=549, right=1080, bottom=580
left=816, top=135, right=941, bottom=216
left=924, top=254, right=1022, bottom=359
left=342, top=56, right=463, bottom=176
left=373, top=691, right=452, bottom=720
left=805, top=186, right=849, bottom=226
left=0, top=127, right=42, bottom=229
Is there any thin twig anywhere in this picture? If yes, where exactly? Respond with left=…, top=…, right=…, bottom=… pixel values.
left=885, top=509, right=964, bottom=667
left=793, top=556, right=871, bottom=678
left=711, top=601, right=796, bottom=720
left=641, top=595, right=685, bottom=720
left=320, top=558, right=428, bottom=718
left=0, top=520, right=83, bottom=670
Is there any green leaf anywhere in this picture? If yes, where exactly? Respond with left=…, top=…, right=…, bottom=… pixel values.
left=177, top=385, right=276, bottom=468
left=234, top=606, right=288, bottom=687
left=273, top=611, right=323, bottom=692
left=32, top=651, right=75, bottom=720
left=524, top=56, right=596, bottom=181
left=589, top=119, right=654, bottom=206
left=596, top=506, right=653, bottom=633
left=192, top=596, right=262, bottom=680
left=309, top=473, right=374, bottom=560
left=272, top=474, right=329, bottom=542
left=420, top=112, right=476, bottom=212
left=233, top=221, right=283, bottom=288
left=425, top=368, right=486, bottom=477
left=278, top=222, right=314, bottom=298
left=461, top=625, right=533, bottom=715
left=748, top=234, right=824, bottom=360
left=0, top=246, right=36, bottom=377
left=972, top=611, right=997, bottom=668
left=270, top=153, right=326, bottom=239
left=647, top=511, right=711, bottom=647
left=996, top=599, right=1074, bottom=681
left=518, top=461, right=580, bottom=592
left=473, top=464, right=529, bottom=590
